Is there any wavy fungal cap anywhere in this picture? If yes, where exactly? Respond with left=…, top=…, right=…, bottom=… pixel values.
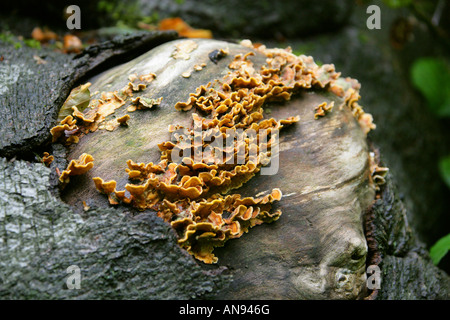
left=51, top=39, right=375, bottom=263
left=59, top=153, right=94, bottom=185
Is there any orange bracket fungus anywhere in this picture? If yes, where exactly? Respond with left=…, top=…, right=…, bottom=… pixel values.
left=59, top=153, right=94, bottom=185
left=369, top=151, right=389, bottom=192
left=41, top=152, right=54, bottom=167
left=314, top=101, right=334, bottom=119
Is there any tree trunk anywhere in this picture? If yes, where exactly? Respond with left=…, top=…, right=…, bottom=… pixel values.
left=0, top=33, right=448, bottom=300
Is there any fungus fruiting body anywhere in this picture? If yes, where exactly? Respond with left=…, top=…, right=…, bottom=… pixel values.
left=369, top=151, right=389, bottom=191
left=314, top=101, right=334, bottom=119
left=41, top=152, right=54, bottom=166
left=171, top=39, right=198, bottom=60
left=59, top=153, right=94, bottom=185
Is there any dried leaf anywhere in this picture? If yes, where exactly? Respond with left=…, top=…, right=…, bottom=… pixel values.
left=63, top=34, right=83, bottom=54
left=58, top=83, right=91, bottom=122
left=159, top=17, right=212, bottom=39
left=31, top=27, right=58, bottom=42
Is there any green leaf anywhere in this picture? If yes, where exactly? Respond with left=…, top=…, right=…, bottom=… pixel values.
left=411, top=58, right=450, bottom=117
left=430, top=233, right=450, bottom=265
left=439, top=155, right=450, bottom=189
left=57, top=83, right=91, bottom=122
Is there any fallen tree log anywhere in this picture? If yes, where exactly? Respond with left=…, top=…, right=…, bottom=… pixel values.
left=0, top=36, right=448, bottom=300
left=59, top=38, right=376, bottom=299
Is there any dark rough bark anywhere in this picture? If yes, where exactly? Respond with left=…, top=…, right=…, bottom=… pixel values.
left=365, top=172, right=450, bottom=300
left=0, top=30, right=178, bottom=159
left=0, top=157, right=230, bottom=299
left=380, top=254, right=449, bottom=299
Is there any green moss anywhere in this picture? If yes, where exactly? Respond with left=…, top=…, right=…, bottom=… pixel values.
left=140, top=12, right=160, bottom=25
left=0, top=32, right=21, bottom=49
left=292, top=43, right=316, bottom=57
left=0, top=32, right=42, bottom=50
left=23, top=39, right=41, bottom=49
left=97, top=0, right=144, bottom=28
left=0, top=32, right=14, bottom=43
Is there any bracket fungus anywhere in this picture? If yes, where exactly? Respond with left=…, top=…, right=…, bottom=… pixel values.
left=314, top=101, right=334, bottom=119
left=59, top=153, right=94, bottom=185
left=41, top=152, right=54, bottom=167
left=58, top=39, right=380, bottom=299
